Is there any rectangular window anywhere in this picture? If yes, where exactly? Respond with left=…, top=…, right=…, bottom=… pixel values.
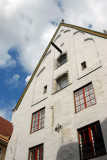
left=44, top=85, right=47, bottom=93
left=78, top=121, right=106, bottom=160
left=81, top=61, right=87, bottom=70
left=29, top=144, right=43, bottom=160
left=57, top=73, right=68, bottom=91
left=74, top=83, right=96, bottom=113
left=31, top=108, right=45, bottom=133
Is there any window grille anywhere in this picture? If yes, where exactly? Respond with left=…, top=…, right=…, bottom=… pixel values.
left=29, top=144, right=43, bottom=160
left=74, top=83, right=96, bottom=112
left=78, top=121, right=106, bottom=160
left=31, top=108, right=45, bottom=133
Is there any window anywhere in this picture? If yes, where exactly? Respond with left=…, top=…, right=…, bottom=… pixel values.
left=31, top=108, right=45, bottom=133
left=29, top=144, right=43, bottom=160
left=74, top=83, right=96, bottom=113
left=57, top=73, right=68, bottom=91
left=57, top=53, right=67, bottom=67
left=78, top=121, right=106, bottom=160
left=81, top=61, right=87, bottom=70
left=44, top=85, right=47, bottom=93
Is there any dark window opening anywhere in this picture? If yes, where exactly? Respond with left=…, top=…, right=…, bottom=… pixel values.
left=81, top=61, right=87, bottom=70
left=78, top=121, right=106, bottom=160
left=44, top=85, right=47, bottom=94
left=29, top=144, right=43, bottom=160
left=57, top=53, right=67, bottom=67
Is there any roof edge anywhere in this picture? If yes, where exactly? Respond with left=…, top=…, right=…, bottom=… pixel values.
left=12, top=23, right=62, bottom=111
left=61, top=23, right=107, bottom=39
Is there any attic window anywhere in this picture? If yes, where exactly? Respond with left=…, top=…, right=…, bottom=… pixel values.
left=81, top=61, right=87, bottom=70
left=57, top=53, right=67, bottom=68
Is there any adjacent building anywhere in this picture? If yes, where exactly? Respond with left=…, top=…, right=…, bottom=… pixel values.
left=0, top=116, right=13, bottom=160
left=5, top=22, right=107, bottom=160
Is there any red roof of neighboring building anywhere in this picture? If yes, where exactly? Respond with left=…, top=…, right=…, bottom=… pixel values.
left=0, top=116, right=13, bottom=137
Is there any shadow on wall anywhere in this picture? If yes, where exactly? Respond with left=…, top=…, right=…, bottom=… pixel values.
left=56, top=118, right=107, bottom=160
left=56, top=143, right=79, bottom=160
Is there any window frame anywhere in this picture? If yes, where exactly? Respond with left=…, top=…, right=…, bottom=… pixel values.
left=30, top=108, right=45, bottom=134
left=74, top=82, right=96, bottom=113
left=28, top=144, right=43, bottom=160
left=56, top=73, right=68, bottom=91
left=78, top=121, right=106, bottom=160
left=57, top=53, right=67, bottom=68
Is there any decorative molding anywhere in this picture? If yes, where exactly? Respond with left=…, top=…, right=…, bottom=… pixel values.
left=74, top=30, right=85, bottom=35
left=31, top=97, right=48, bottom=107
left=64, top=29, right=70, bottom=33
left=84, top=38, right=94, bottom=42
left=54, top=34, right=61, bottom=42
left=37, top=66, right=45, bottom=77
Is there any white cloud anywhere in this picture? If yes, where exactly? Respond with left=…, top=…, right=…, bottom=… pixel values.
left=6, top=74, right=20, bottom=84
left=0, top=0, right=107, bottom=73
left=25, top=75, right=31, bottom=84
left=0, top=99, right=16, bottom=121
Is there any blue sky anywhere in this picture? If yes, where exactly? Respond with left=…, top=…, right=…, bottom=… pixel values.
left=0, top=0, right=107, bottom=121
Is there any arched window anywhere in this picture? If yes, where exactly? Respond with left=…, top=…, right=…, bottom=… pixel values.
left=57, top=53, right=67, bottom=67
left=56, top=73, right=68, bottom=90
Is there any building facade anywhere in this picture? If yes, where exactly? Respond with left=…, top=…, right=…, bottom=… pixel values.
left=5, top=22, right=107, bottom=160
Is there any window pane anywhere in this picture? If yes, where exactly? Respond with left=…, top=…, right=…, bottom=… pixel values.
left=29, top=144, right=43, bottom=160
left=31, top=108, right=45, bottom=133
left=74, top=83, right=96, bottom=113
left=81, top=104, right=85, bottom=110
left=78, top=122, right=106, bottom=160
left=57, top=54, right=67, bottom=67
left=57, top=74, right=68, bottom=90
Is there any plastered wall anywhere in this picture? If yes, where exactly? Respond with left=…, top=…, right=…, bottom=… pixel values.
left=5, top=26, right=107, bottom=160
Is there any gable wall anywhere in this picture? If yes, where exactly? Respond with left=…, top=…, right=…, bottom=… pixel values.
left=5, top=26, right=107, bottom=160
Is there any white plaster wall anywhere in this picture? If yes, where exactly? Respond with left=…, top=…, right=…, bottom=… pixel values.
left=5, top=26, right=107, bottom=160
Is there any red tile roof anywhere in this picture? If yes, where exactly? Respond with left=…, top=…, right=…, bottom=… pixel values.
left=0, top=116, right=13, bottom=137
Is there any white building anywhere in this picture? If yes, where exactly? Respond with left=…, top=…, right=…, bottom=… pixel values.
left=5, top=22, right=107, bottom=160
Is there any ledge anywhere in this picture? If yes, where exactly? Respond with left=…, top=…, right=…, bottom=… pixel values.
left=77, top=65, right=102, bottom=80
left=31, top=97, right=48, bottom=107
left=52, top=83, right=72, bottom=95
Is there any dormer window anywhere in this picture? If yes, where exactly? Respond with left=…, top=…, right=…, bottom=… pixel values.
left=57, top=53, right=67, bottom=68
left=56, top=73, right=68, bottom=91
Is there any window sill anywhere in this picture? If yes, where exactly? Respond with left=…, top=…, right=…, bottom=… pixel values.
left=56, top=61, right=67, bottom=70
left=52, top=83, right=72, bottom=95
left=30, top=127, right=44, bottom=134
